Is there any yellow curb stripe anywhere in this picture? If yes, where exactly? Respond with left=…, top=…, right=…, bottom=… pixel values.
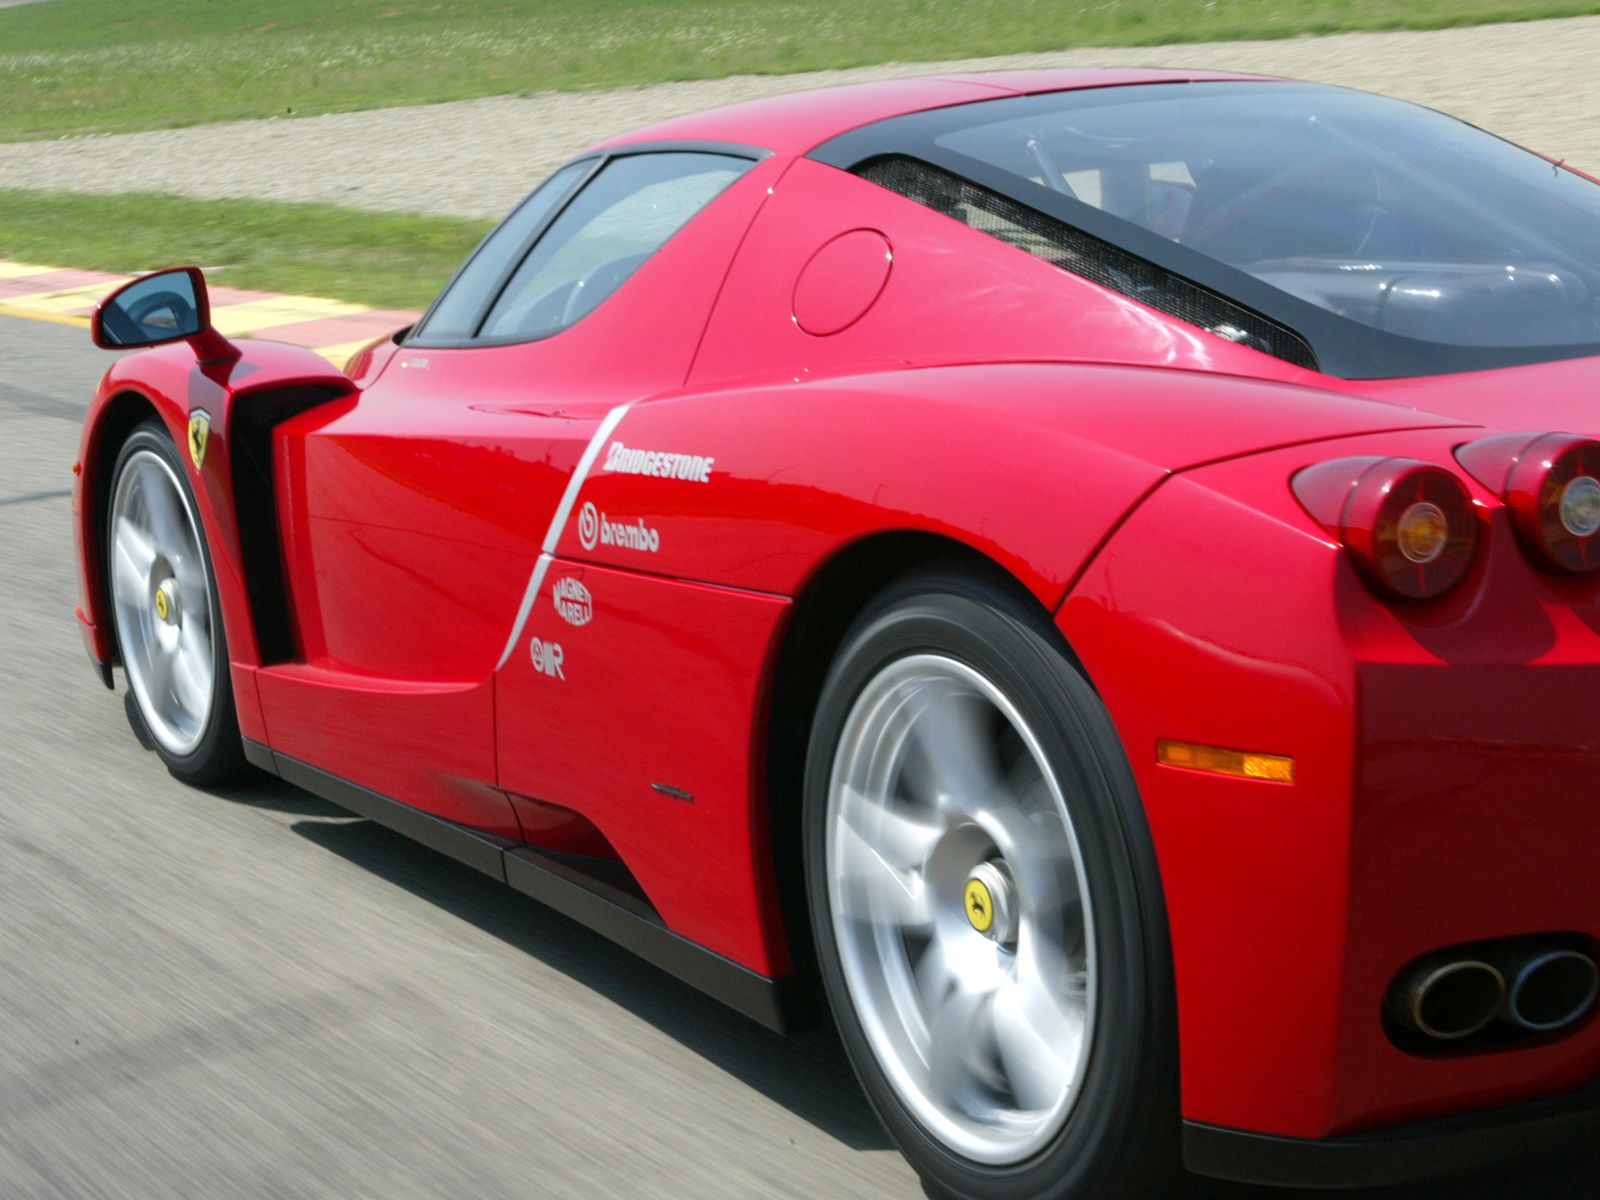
left=209, top=295, right=369, bottom=337
left=1, top=280, right=122, bottom=313
left=312, top=337, right=375, bottom=367
left=0, top=303, right=91, bottom=328
left=0, top=261, right=68, bottom=281
left=0, top=261, right=403, bottom=359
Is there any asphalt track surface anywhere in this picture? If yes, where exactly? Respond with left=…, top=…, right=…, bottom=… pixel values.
left=1, top=312, right=1596, bottom=1198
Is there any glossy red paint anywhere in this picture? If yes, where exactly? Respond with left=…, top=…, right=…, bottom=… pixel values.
left=72, top=70, right=1600, bottom=1165
left=498, top=561, right=793, bottom=971
left=598, top=68, right=1274, bottom=155
left=688, top=156, right=1322, bottom=387
left=340, top=330, right=403, bottom=387
left=571, top=363, right=1466, bottom=607
left=75, top=337, right=357, bottom=742
left=248, top=152, right=787, bottom=834
left=791, top=228, right=894, bottom=336
left=1061, top=426, right=1600, bottom=1137
left=1326, top=353, right=1600, bottom=432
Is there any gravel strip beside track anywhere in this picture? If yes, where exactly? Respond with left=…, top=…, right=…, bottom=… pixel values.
left=2, top=16, right=1599, bottom=219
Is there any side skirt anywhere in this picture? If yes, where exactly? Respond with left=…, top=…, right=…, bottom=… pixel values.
left=244, top=739, right=802, bottom=1032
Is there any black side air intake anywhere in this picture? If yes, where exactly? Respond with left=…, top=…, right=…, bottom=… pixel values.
left=228, top=384, right=350, bottom=664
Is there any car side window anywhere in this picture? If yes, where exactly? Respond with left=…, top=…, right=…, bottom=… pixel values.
left=413, top=160, right=591, bottom=341
left=477, top=152, right=749, bottom=342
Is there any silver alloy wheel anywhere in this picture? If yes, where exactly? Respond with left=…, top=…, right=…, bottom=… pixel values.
left=109, top=447, right=216, bottom=757
left=826, top=654, right=1097, bottom=1166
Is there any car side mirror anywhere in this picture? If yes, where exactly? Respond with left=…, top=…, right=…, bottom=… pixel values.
left=92, top=266, right=239, bottom=363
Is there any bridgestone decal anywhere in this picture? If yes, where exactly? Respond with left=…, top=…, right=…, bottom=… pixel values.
left=603, top=441, right=714, bottom=484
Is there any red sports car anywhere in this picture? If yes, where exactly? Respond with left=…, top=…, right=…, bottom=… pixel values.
left=73, top=70, right=1600, bottom=1198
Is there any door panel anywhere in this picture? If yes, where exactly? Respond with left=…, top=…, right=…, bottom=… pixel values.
left=273, top=392, right=584, bottom=678
left=496, top=559, right=792, bottom=973
left=254, top=154, right=786, bottom=835
left=255, top=663, right=516, bottom=838
left=261, top=371, right=601, bottom=835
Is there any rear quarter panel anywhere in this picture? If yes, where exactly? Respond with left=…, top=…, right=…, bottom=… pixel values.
left=1060, top=425, right=1600, bottom=1139
left=560, top=362, right=1470, bottom=603
left=494, top=363, right=1470, bottom=972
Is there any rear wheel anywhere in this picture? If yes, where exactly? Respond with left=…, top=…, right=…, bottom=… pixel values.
left=106, top=420, right=245, bottom=785
left=804, top=569, right=1178, bottom=1200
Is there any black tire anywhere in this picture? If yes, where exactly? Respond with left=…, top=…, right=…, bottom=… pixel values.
left=106, top=419, right=247, bottom=786
left=803, top=567, right=1180, bottom=1200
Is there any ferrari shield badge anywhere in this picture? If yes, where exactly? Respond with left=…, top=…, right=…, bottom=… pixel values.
left=187, top=410, right=211, bottom=471
left=964, top=877, right=994, bottom=933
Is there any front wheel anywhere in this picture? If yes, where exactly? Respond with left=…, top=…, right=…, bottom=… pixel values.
left=804, top=570, right=1179, bottom=1200
left=106, top=419, right=245, bottom=785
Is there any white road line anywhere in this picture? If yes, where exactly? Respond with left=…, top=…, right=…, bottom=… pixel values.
left=494, top=403, right=632, bottom=670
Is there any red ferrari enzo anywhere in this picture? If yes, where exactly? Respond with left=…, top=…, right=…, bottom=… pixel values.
left=73, top=70, right=1600, bottom=1198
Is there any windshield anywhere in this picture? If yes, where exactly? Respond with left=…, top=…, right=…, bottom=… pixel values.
left=820, top=82, right=1600, bottom=376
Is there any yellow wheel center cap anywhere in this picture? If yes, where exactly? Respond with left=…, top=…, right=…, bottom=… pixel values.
left=153, top=580, right=179, bottom=625
left=964, top=877, right=995, bottom=933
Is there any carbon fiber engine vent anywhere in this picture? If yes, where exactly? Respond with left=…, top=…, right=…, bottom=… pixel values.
left=854, top=155, right=1318, bottom=372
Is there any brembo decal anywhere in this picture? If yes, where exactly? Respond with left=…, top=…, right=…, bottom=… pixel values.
left=578, top=501, right=660, bottom=554
left=530, top=637, right=565, bottom=680
left=577, top=502, right=600, bottom=550
left=552, top=576, right=593, bottom=627
left=602, top=441, right=714, bottom=483
left=494, top=403, right=633, bottom=671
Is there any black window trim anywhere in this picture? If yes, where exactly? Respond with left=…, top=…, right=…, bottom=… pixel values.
left=809, top=84, right=1600, bottom=380
left=406, top=155, right=603, bottom=348
left=854, top=152, right=1319, bottom=371
left=406, top=140, right=771, bottom=351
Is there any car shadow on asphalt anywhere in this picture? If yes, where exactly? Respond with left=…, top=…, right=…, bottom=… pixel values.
left=204, top=770, right=349, bottom=817
left=279, top=810, right=1600, bottom=1197
left=287, top=814, right=894, bottom=1153
left=121, top=692, right=351, bottom=817
left=108, top=679, right=1552, bottom=1191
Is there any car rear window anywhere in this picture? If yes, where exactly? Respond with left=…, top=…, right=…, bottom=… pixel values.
left=816, top=82, right=1600, bottom=378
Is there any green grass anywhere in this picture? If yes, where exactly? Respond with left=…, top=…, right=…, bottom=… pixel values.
left=2, top=0, right=1600, bottom=140
left=0, top=190, right=491, bottom=310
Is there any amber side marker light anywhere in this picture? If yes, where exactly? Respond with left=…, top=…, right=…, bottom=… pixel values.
left=1156, top=740, right=1295, bottom=783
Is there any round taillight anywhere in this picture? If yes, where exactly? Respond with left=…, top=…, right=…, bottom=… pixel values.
left=1293, top=457, right=1478, bottom=600
left=1506, top=435, right=1600, bottom=573
left=1457, top=432, right=1600, bottom=574
left=1563, top=476, right=1600, bottom=537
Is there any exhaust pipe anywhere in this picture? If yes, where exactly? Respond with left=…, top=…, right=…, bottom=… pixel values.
left=1502, top=948, right=1599, bottom=1033
left=1386, top=957, right=1506, bottom=1041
